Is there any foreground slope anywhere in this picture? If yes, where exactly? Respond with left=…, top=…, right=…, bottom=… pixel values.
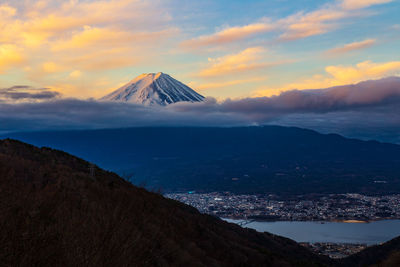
left=5, top=126, right=400, bottom=195
left=101, top=72, right=204, bottom=106
left=0, top=139, right=330, bottom=266
left=340, top=236, right=400, bottom=267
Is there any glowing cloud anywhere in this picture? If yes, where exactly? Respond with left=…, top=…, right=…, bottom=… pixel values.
left=69, top=70, right=82, bottom=78
left=0, top=4, right=16, bottom=18
left=256, top=60, right=400, bottom=96
left=278, top=8, right=348, bottom=40
left=340, top=0, right=393, bottom=10
left=198, top=47, right=269, bottom=77
left=0, top=45, right=25, bottom=73
left=181, top=22, right=273, bottom=49
left=42, top=62, right=64, bottom=73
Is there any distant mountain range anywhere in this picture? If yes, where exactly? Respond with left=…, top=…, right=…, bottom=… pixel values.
left=4, top=126, right=400, bottom=196
left=101, top=72, right=204, bottom=106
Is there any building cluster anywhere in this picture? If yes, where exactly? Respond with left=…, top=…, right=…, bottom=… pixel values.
left=300, top=242, right=368, bottom=259
left=165, top=192, right=400, bottom=222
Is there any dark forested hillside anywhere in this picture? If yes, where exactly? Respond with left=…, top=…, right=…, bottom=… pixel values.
left=0, top=139, right=332, bottom=266
left=4, top=126, right=400, bottom=195
left=340, top=236, right=400, bottom=267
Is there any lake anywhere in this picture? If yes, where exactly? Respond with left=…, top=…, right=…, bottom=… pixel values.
left=224, top=219, right=400, bottom=245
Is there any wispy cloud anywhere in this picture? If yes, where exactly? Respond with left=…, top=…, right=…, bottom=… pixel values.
left=277, top=7, right=348, bottom=41
left=340, top=0, right=393, bottom=10
left=182, top=0, right=392, bottom=48
left=278, top=0, right=392, bottom=41
left=181, top=22, right=273, bottom=49
left=325, top=39, right=376, bottom=55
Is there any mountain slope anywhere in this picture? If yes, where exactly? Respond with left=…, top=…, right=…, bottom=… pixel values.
left=0, top=139, right=332, bottom=266
left=340, top=236, right=400, bottom=267
left=4, top=126, right=400, bottom=195
left=101, top=72, right=204, bottom=106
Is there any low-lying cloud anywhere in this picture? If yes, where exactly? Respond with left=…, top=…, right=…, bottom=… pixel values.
left=0, top=86, right=61, bottom=102
left=1, top=77, right=400, bottom=143
left=172, top=76, right=400, bottom=116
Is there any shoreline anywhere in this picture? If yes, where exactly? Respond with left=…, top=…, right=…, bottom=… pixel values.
left=223, top=217, right=400, bottom=224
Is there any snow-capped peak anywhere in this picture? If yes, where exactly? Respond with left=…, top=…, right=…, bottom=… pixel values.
left=101, top=72, right=204, bottom=106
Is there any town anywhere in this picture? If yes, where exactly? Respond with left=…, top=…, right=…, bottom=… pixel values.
left=300, top=242, right=368, bottom=259
left=165, top=192, right=400, bottom=222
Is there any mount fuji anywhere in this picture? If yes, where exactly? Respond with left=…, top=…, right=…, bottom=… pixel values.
left=101, top=72, right=204, bottom=106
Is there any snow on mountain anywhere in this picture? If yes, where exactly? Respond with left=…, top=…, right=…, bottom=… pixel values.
left=101, top=72, right=204, bottom=106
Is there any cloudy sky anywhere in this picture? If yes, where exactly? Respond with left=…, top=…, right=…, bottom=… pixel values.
left=1, top=0, right=399, bottom=99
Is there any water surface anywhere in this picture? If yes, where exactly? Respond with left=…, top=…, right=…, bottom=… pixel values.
left=224, top=219, right=400, bottom=245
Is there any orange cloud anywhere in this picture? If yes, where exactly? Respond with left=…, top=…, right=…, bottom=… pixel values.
left=340, top=0, right=393, bottom=10
left=51, top=26, right=135, bottom=51
left=0, top=1, right=134, bottom=46
left=0, top=0, right=173, bottom=50
left=325, top=39, right=376, bottom=55
left=256, top=60, right=400, bottom=96
left=325, top=61, right=400, bottom=84
left=0, top=4, right=16, bottom=18
left=181, top=22, right=273, bottom=49
left=51, top=26, right=175, bottom=51
left=22, top=0, right=155, bottom=36
left=0, top=45, right=25, bottom=73
left=42, top=62, right=64, bottom=73
left=198, top=47, right=269, bottom=77
left=278, top=7, right=349, bottom=41
left=69, top=70, right=82, bottom=78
